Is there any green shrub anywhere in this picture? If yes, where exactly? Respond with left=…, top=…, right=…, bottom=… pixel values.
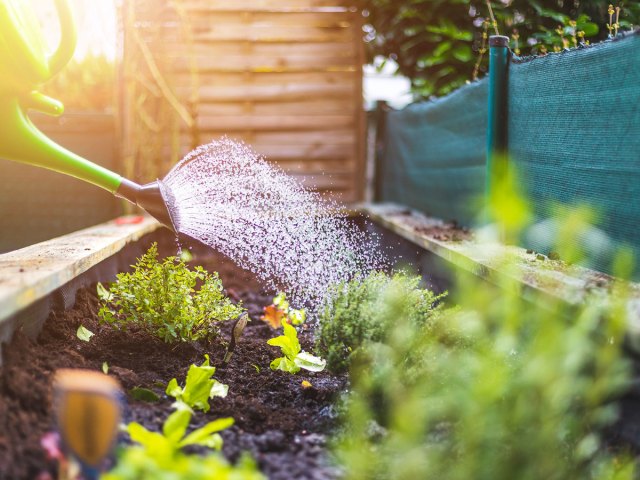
left=334, top=202, right=636, bottom=479
left=315, top=271, right=445, bottom=373
left=98, top=244, right=244, bottom=343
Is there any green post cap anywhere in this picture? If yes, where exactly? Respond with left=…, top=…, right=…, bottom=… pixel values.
left=0, top=0, right=123, bottom=193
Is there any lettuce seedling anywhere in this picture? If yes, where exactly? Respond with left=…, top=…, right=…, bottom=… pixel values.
left=98, top=243, right=245, bottom=343
left=166, top=355, right=228, bottom=413
left=267, top=323, right=326, bottom=374
left=125, top=405, right=233, bottom=458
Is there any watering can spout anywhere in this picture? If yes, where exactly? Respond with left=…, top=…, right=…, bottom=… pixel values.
left=116, top=179, right=178, bottom=232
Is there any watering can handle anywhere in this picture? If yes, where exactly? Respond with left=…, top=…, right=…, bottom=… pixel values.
left=48, top=0, right=77, bottom=77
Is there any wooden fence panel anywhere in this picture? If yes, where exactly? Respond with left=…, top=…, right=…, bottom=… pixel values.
left=123, top=0, right=364, bottom=202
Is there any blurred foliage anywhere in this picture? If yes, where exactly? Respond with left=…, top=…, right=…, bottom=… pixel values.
left=334, top=179, right=638, bottom=479
left=316, top=271, right=445, bottom=373
left=359, top=0, right=640, bottom=97
left=43, top=54, right=115, bottom=111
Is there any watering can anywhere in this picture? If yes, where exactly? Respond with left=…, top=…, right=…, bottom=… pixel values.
left=0, top=0, right=177, bottom=231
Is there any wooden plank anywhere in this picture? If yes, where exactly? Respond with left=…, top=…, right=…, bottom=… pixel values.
left=183, top=0, right=353, bottom=13
left=197, top=115, right=354, bottom=131
left=188, top=129, right=356, bottom=146
left=180, top=81, right=356, bottom=102
left=292, top=172, right=354, bottom=190
left=172, top=70, right=356, bottom=88
left=0, top=217, right=160, bottom=323
left=196, top=99, right=356, bottom=116
left=277, top=162, right=355, bottom=175
left=170, top=54, right=357, bottom=73
left=251, top=143, right=353, bottom=161
left=186, top=10, right=357, bottom=27
left=163, top=42, right=358, bottom=58
left=361, top=203, right=640, bottom=310
left=193, top=26, right=355, bottom=43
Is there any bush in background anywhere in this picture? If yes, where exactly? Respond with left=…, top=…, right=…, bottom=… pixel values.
left=359, top=0, right=640, bottom=98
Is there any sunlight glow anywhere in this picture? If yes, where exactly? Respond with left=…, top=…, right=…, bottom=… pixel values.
left=30, top=0, right=118, bottom=60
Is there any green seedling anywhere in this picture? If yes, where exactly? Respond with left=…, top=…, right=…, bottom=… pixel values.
left=97, top=244, right=245, bottom=343
left=123, top=406, right=233, bottom=459
left=102, top=362, right=109, bottom=375
left=76, top=325, right=94, bottom=342
left=267, top=323, right=325, bottom=374
left=105, top=408, right=239, bottom=480
left=166, top=355, right=228, bottom=413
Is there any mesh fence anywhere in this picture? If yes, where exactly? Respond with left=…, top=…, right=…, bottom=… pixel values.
left=378, top=79, right=487, bottom=226
left=509, top=32, right=640, bottom=273
left=377, top=31, right=640, bottom=275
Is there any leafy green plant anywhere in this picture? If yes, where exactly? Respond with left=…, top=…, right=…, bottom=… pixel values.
left=98, top=244, right=245, bottom=343
left=334, top=182, right=637, bottom=479
left=166, top=355, right=228, bottom=413
left=103, top=406, right=263, bottom=480
left=268, top=323, right=326, bottom=374
left=360, top=0, right=640, bottom=97
left=316, top=271, right=445, bottom=373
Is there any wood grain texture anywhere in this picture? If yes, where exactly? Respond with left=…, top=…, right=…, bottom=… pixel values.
left=124, top=0, right=364, bottom=201
left=0, top=217, right=160, bottom=323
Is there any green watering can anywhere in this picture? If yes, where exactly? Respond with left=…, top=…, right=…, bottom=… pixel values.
left=0, top=0, right=176, bottom=231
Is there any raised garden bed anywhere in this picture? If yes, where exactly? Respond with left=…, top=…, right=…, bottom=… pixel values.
left=3, top=211, right=640, bottom=479
left=0, top=230, right=354, bottom=479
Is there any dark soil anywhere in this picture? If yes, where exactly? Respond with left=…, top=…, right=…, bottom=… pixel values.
left=0, top=250, right=347, bottom=480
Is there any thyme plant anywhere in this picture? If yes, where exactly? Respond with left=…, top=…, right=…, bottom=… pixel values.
left=316, top=271, right=445, bottom=373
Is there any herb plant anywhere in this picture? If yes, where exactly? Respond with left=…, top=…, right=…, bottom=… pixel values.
left=166, top=355, right=228, bottom=413
left=334, top=184, right=637, bottom=479
left=268, top=323, right=326, bottom=374
left=316, top=271, right=445, bottom=373
left=97, top=243, right=245, bottom=343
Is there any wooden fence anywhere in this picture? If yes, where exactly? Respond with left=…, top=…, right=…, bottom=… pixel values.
left=122, top=0, right=365, bottom=202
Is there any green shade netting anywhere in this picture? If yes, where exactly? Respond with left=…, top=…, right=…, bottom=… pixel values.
left=378, top=79, right=488, bottom=225
left=509, top=32, right=640, bottom=273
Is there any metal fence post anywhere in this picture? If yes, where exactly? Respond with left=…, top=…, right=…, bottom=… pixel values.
left=486, top=35, right=510, bottom=209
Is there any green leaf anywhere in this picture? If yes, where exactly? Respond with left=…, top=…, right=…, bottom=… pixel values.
left=179, top=417, right=234, bottom=450
left=283, top=322, right=301, bottom=357
left=270, top=356, right=300, bottom=374
left=163, top=408, right=192, bottom=444
left=126, top=422, right=168, bottom=451
left=166, top=355, right=225, bottom=412
left=166, top=377, right=183, bottom=398
left=76, top=325, right=94, bottom=342
left=96, top=282, right=113, bottom=302
left=294, top=351, right=327, bottom=372
left=210, top=380, right=229, bottom=399
left=130, top=387, right=160, bottom=402
left=579, top=22, right=599, bottom=36
left=102, top=362, right=109, bottom=374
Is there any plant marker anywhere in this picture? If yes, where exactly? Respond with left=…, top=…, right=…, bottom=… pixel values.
left=53, top=369, right=122, bottom=480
